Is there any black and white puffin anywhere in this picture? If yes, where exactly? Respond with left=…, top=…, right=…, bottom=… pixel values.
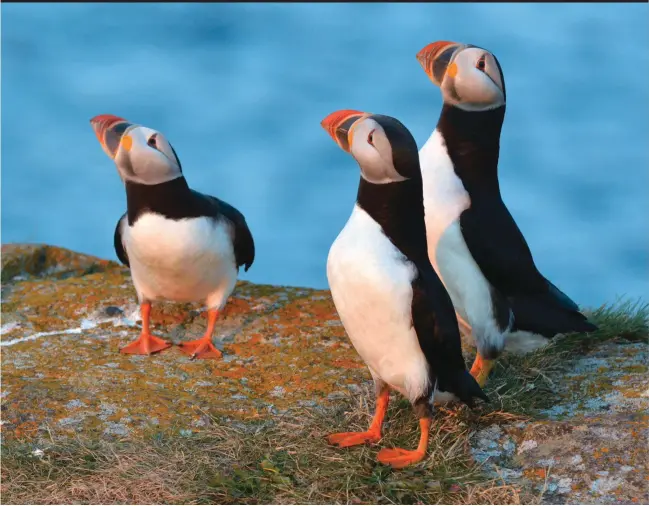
left=321, top=109, right=487, bottom=468
left=90, top=114, right=254, bottom=359
left=415, top=41, right=597, bottom=385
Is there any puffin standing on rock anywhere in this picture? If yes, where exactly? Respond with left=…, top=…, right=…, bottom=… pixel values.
left=415, top=41, right=597, bottom=386
left=90, top=114, right=254, bottom=359
left=321, top=109, right=488, bottom=468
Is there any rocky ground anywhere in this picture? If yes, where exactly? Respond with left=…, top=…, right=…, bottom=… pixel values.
left=1, top=244, right=647, bottom=504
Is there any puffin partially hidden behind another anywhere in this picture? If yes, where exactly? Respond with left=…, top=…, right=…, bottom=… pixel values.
left=90, top=114, right=254, bottom=359
left=415, top=41, right=597, bottom=386
left=321, top=109, right=487, bottom=468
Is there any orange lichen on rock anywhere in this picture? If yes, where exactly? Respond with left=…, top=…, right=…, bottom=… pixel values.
left=3, top=244, right=649, bottom=505
left=1, top=244, right=369, bottom=443
left=332, top=359, right=365, bottom=369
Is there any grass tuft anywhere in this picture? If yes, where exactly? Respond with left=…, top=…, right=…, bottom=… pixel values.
left=581, top=298, right=649, bottom=343
left=482, top=297, right=649, bottom=415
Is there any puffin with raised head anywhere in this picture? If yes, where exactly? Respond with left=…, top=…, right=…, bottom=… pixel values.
left=321, top=109, right=488, bottom=468
left=415, top=41, right=597, bottom=386
left=90, top=114, right=254, bottom=359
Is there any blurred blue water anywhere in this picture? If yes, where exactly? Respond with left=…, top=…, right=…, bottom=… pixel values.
left=2, top=3, right=648, bottom=307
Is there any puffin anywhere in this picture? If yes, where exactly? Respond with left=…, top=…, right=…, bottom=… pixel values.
left=321, top=109, right=488, bottom=468
left=89, top=114, right=254, bottom=359
left=415, top=41, right=597, bottom=386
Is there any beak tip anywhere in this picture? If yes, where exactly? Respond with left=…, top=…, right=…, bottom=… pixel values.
left=415, top=46, right=428, bottom=63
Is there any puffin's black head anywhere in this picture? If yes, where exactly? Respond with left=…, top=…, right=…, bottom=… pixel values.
left=321, top=109, right=421, bottom=184
left=417, top=41, right=506, bottom=111
left=90, top=114, right=183, bottom=186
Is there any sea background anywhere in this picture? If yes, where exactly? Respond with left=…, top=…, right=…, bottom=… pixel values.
left=2, top=3, right=647, bottom=307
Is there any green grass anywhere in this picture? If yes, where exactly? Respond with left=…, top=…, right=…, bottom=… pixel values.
left=562, top=298, right=648, bottom=349
left=484, top=298, right=649, bottom=414
left=2, top=300, right=647, bottom=505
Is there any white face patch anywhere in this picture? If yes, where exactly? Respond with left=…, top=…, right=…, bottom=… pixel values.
left=442, top=48, right=506, bottom=111
left=114, top=126, right=183, bottom=185
left=349, top=119, right=408, bottom=185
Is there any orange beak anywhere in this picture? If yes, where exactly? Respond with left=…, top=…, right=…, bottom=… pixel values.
left=89, top=114, right=134, bottom=159
left=416, top=41, right=462, bottom=86
left=320, top=109, right=368, bottom=152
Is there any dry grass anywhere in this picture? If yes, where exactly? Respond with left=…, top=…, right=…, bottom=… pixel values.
left=2, top=389, right=526, bottom=505
left=2, top=299, right=647, bottom=505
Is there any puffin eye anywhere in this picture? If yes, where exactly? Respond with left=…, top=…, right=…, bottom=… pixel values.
left=147, top=134, right=158, bottom=148
left=476, top=55, right=487, bottom=71
left=367, top=129, right=376, bottom=147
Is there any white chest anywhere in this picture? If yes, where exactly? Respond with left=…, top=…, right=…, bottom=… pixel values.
left=419, top=130, right=471, bottom=249
left=326, top=205, right=430, bottom=402
left=124, top=213, right=237, bottom=306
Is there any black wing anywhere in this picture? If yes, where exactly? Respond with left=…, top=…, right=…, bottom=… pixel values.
left=410, top=262, right=488, bottom=406
left=459, top=201, right=549, bottom=296
left=459, top=199, right=582, bottom=307
left=113, top=213, right=129, bottom=267
left=459, top=200, right=596, bottom=335
left=193, top=191, right=255, bottom=272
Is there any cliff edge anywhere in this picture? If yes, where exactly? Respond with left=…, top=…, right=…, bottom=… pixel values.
left=1, top=244, right=647, bottom=504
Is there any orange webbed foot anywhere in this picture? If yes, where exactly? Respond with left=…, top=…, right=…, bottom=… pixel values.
left=470, top=354, right=495, bottom=387
left=377, top=417, right=430, bottom=469
left=179, top=336, right=223, bottom=360
left=179, top=308, right=223, bottom=359
left=326, top=388, right=390, bottom=450
left=120, top=332, right=171, bottom=355
left=327, top=430, right=381, bottom=448
left=377, top=447, right=426, bottom=468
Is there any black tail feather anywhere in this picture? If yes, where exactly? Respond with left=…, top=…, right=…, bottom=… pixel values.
left=510, top=294, right=598, bottom=337
left=438, top=370, right=489, bottom=408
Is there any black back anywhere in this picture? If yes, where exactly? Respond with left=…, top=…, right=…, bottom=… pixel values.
left=113, top=177, right=255, bottom=272
left=438, top=104, right=596, bottom=335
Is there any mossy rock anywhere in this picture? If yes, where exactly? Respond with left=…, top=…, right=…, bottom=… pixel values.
left=1, top=244, right=647, bottom=504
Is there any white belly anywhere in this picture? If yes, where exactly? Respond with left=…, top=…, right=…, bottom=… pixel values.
left=419, top=130, right=507, bottom=353
left=435, top=221, right=506, bottom=353
left=327, top=205, right=430, bottom=402
left=124, top=213, right=238, bottom=309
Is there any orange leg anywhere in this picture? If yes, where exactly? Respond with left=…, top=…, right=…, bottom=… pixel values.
left=327, top=387, right=389, bottom=447
left=377, top=417, right=431, bottom=469
left=178, top=309, right=223, bottom=360
left=120, top=302, right=172, bottom=355
left=470, top=354, right=495, bottom=387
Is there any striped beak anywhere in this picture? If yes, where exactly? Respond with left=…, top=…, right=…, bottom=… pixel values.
left=320, top=109, right=368, bottom=152
left=89, top=114, right=135, bottom=159
left=416, top=41, right=463, bottom=86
